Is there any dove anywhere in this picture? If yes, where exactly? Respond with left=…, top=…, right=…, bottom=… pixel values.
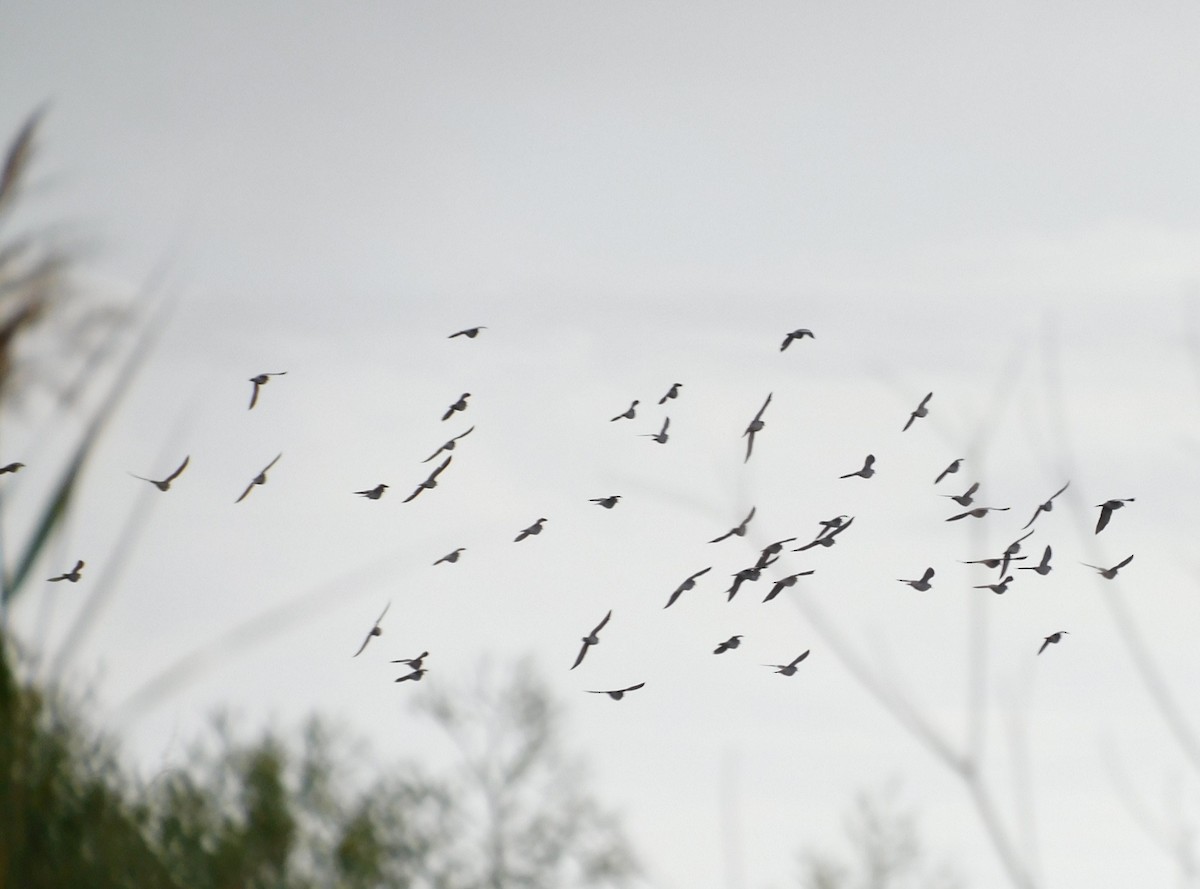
left=448, top=326, right=487, bottom=339
left=422, top=426, right=474, bottom=463
left=394, top=669, right=428, bottom=682
left=934, top=458, right=962, bottom=484
left=235, top=453, right=282, bottom=503
left=839, top=455, right=875, bottom=479
left=1082, top=554, right=1134, bottom=579
left=756, top=537, right=798, bottom=568
left=714, top=635, right=743, bottom=654
left=434, top=548, right=465, bottom=565
left=726, top=564, right=771, bottom=601
left=743, top=393, right=772, bottom=462
left=391, top=651, right=429, bottom=670
left=47, top=559, right=84, bottom=583
left=642, top=416, right=670, bottom=444
left=1095, top=498, right=1134, bottom=534
left=1037, top=631, right=1069, bottom=655
left=0, top=461, right=25, bottom=474
left=586, top=683, right=645, bottom=700
left=962, top=555, right=1027, bottom=570
left=610, top=400, right=639, bottom=421
left=998, top=529, right=1035, bottom=575
left=515, top=518, right=548, bottom=542
left=658, top=383, right=682, bottom=404
left=442, top=393, right=471, bottom=421
left=570, top=610, right=612, bottom=670
left=663, top=567, right=712, bottom=608
left=780, top=329, right=814, bottom=351
left=897, top=568, right=935, bottom=591
left=709, top=507, right=757, bottom=543
left=403, top=456, right=452, bottom=502
left=766, top=650, right=811, bottom=675
left=355, top=484, right=388, bottom=500
left=248, top=372, right=286, bottom=410
left=352, top=602, right=390, bottom=657
left=1021, top=481, right=1070, bottom=530
left=1017, top=545, right=1053, bottom=575
left=590, top=495, right=621, bottom=509
left=762, top=570, right=815, bottom=602
left=129, top=455, right=190, bottom=491
left=902, top=392, right=932, bottom=431
left=946, top=506, right=1010, bottom=522
left=942, top=482, right=980, bottom=506
left=974, top=576, right=1014, bottom=595
left=794, top=517, right=855, bottom=551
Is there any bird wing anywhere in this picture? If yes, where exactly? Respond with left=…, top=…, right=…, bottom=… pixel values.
left=709, top=529, right=734, bottom=543
left=780, top=333, right=793, bottom=351
left=922, top=567, right=935, bottom=582
left=570, top=640, right=590, bottom=670
left=1050, top=480, right=1070, bottom=500
left=427, top=456, right=452, bottom=481
left=453, top=426, right=476, bottom=442
left=248, top=381, right=261, bottom=410
left=965, top=482, right=979, bottom=497
left=375, top=602, right=391, bottom=624
left=352, top=632, right=373, bottom=658
left=73, top=560, right=84, bottom=573
left=1095, top=505, right=1112, bottom=533
left=421, top=444, right=446, bottom=463
left=591, top=610, right=613, bottom=635
left=763, top=583, right=784, bottom=602
left=919, top=392, right=933, bottom=409
left=166, top=455, right=190, bottom=482
left=402, top=486, right=424, bottom=503
left=902, top=412, right=916, bottom=432
left=744, top=430, right=756, bottom=462
left=621, top=683, right=646, bottom=693
left=1020, top=504, right=1044, bottom=530
left=262, top=453, right=282, bottom=474
left=754, top=393, right=773, bottom=422
left=790, top=650, right=811, bottom=667
left=661, top=417, right=670, bottom=433
left=1037, top=637, right=1052, bottom=655
left=946, top=511, right=970, bottom=522
left=1115, top=554, right=1135, bottom=569
left=235, top=482, right=256, bottom=503
left=448, top=330, right=466, bottom=338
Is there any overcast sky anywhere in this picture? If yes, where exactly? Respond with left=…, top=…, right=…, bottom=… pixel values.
left=4, top=3, right=1200, bottom=888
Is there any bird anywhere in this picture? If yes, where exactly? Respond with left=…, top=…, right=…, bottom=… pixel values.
left=394, top=668, right=428, bottom=682
left=0, top=461, right=25, bottom=474
left=780, top=329, right=814, bottom=351
left=390, top=651, right=429, bottom=670
left=999, top=529, right=1035, bottom=575
left=1095, top=498, right=1135, bottom=534
left=129, top=455, right=190, bottom=491
left=664, top=567, right=712, bottom=608
left=403, top=456, right=452, bottom=502
left=1021, top=481, right=1070, bottom=530
left=714, top=635, right=743, bottom=654
left=815, top=515, right=851, bottom=539
left=1017, top=545, right=1053, bottom=575
left=962, top=555, right=1027, bottom=570
left=642, top=416, right=670, bottom=444
left=709, top=507, right=757, bottom=543
left=515, top=518, right=548, bottom=542
left=422, top=426, right=475, bottom=463
left=974, top=576, right=1014, bottom=595
left=235, top=453, right=282, bottom=503
left=902, top=392, right=933, bottom=431
left=934, top=458, right=962, bottom=484
left=434, top=548, right=465, bottom=565
left=47, top=559, right=84, bottom=583
left=763, top=570, right=815, bottom=602
left=946, top=506, right=1010, bottom=522
left=726, top=564, right=771, bottom=601
left=756, top=537, right=798, bottom=567
left=586, top=683, right=645, bottom=700
left=794, top=517, right=855, bottom=551
left=658, top=383, right=682, bottom=404
left=1083, top=554, right=1135, bottom=579
left=610, top=400, right=639, bottom=421
left=1037, top=631, right=1069, bottom=655
left=442, top=393, right=471, bottom=421
left=839, top=454, right=875, bottom=479
left=766, top=650, right=811, bottom=676
left=248, top=372, right=286, bottom=410
left=590, top=495, right=621, bottom=509
left=352, top=602, right=390, bottom=657
left=942, top=482, right=980, bottom=506
left=448, top=326, right=486, bottom=339
left=743, top=393, right=772, bottom=462
left=355, top=484, right=388, bottom=500
left=898, top=568, right=935, bottom=591
left=571, top=610, right=612, bottom=670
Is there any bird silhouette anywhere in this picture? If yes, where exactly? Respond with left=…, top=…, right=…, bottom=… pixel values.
left=727, top=563, right=772, bottom=601
left=780, top=329, right=814, bottom=351
left=236, top=453, right=282, bottom=503
left=974, top=575, right=1014, bottom=595
left=756, top=537, right=798, bottom=568
left=763, top=570, right=815, bottom=602
left=1095, top=498, right=1134, bottom=534
left=794, top=517, right=855, bottom=551
left=448, top=326, right=487, bottom=339
left=352, top=602, right=391, bottom=657
left=902, top=392, right=933, bottom=431
left=610, top=400, right=639, bottom=421
left=571, top=610, right=612, bottom=669
left=714, top=635, right=743, bottom=654
left=1082, top=554, right=1134, bottom=579
left=394, top=668, right=428, bottom=682
left=1021, top=481, right=1070, bottom=529
left=658, top=383, right=682, bottom=404
left=642, top=416, right=670, bottom=444
left=1037, top=631, right=1069, bottom=655
left=839, top=454, right=875, bottom=479
left=130, top=455, right=190, bottom=491
left=434, top=548, right=465, bottom=565
left=946, top=506, right=1010, bottom=522
left=515, top=518, right=548, bottom=542
left=442, top=393, right=471, bottom=421
left=962, top=555, right=1027, bottom=570
left=664, top=566, right=712, bottom=608
left=403, top=456, right=452, bottom=502
left=248, top=372, right=286, bottom=410
left=355, top=484, right=388, bottom=500
left=47, top=559, right=84, bottom=583
left=586, top=682, right=645, bottom=700
left=998, top=529, right=1034, bottom=575
left=898, top=568, right=935, bottom=591
left=422, top=426, right=475, bottom=463
left=934, top=458, right=962, bottom=484
left=1017, top=545, right=1053, bottom=575
left=766, top=650, right=811, bottom=675
left=709, top=507, right=757, bottom=543
left=391, top=651, right=429, bottom=670
left=743, top=393, right=772, bottom=462
left=942, top=482, right=980, bottom=506
left=590, top=495, right=621, bottom=509
left=814, top=515, right=851, bottom=539
left=0, top=461, right=25, bottom=474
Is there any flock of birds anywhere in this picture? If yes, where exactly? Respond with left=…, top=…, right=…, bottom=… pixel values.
left=29, top=325, right=1139, bottom=697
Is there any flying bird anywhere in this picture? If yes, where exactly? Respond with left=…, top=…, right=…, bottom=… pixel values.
left=248, top=372, right=286, bottom=410
left=515, top=518, right=548, bottom=542
left=642, top=416, right=670, bottom=444
left=1038, top=631, right=1069, bottom=655
left=570, top=610, right=612, bottom=670
left=756, top=537, right=798, bottom=567
left=999, top=529, right=1035, bottom=575
left=235, top=453, right=282, bottom=503
left=0, top=461, right=25, bottom=474
left=391, top=651, right=429, bottom=670
left=974, top=576, right=1014, bottom=595
left=743, top=393, right=772, bottom=462
left=727, top=564, right=772, bottom=601
left=763, top=570, right=815, bottom=602
left=942, top=482, right=980, bottom=506
left=47, top=559, right=84, bottom=583
left=902, top=392, right=933, bottom=431
left=590, top=495, right=621, bottom=509
left=1095, top=498, right=1135, bottom=534
left=946, top=506, right=1010, bottom=522
left=448, top=326, right=487, bottom=339
left=766, top=650, right=811, bottom=676
left=709, top=507, right=757, bottom=543
left=422, top=426, right=475, bottom=463
left=610, top=400, right=639, bottom=421
left=1021, top=481, right=1070, bottom=530
left=934, top=458, right=962, bottom=484
left=839, top=455, right=875, bottom=479
left=794, top=517, right=855, bottom=551
left=898, top=568, right=935, bottom=591
left=586, top=683, right=645, bottom=700
left=658, top=383, right=682, bottom=404
left=442, top=393, right=471, bottom=421
left=664, top=566, right=712, bottom=608
left=352, top=602, right=391, bottom=657
left=962, top=555, right=1027, bottom=570
left=355, top=484, right=388, bottom=500
left=714, top=635, right=743, bottom=654
left=780, top=329, right=814, bottom=351
left=434, top=548, right=465, bottom=565
left=129, top=455, right=190, bottom=491
left=394, top=669, right=428, bottom=682
left=1083, top=554, right=1135, bottom=579
left=403, top=456, right=452, bottom=502
left=1017, top=545, right=1053, bottom=575
left=815, top=515, right=851, bottom=539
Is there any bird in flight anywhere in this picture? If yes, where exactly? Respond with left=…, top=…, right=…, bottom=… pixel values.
left=934, top=458, right=962, bottom=484
left=743, top=393, right=772, bottom=462
left=946, top=506, right=1010, bottom=522
left=898, top=568, right=935, bottom=591
left=355, top=484, right=388, bottom=500
left=658, top=383, right=682, bottom=404
left=902, top=392, right=933, bottom=431
left=422, top=426, right=475, bottom=463
left=714, top=635, right=743, bottom=654
left=515, top=518, right=548, bottom=542
left=442, top=393, right=471, bottom=421
left=448, top=326, right=487, bottom=339
left=814, top=515, right=851, bottom=539
left=663, top=566, right=712, bottom=608
left=571, top=610, right=612, bottom=669
left=1021, top=481, right=1070, bottom=529
left=391, top=651, right=429, bottom=670
left=780, top=329, right=814, bottom=351
left=709, top=507, right=757, bottom=543
left=942, top=482, right=980, bottom=507
left=794, top=517, right=855, bottom=551
left=1095, top=498, right=1135, bottom=534
left=0, top=461, right=25, bottom=474
left=642, top=416, right=670, bottom=444
left=1017, top=545, right=1053, bottom=575
left=839, top=454, right=876, bottom=479
left=766, top=650, right=811, bottom=675
left=47, top=559, right=84, bottom=583
left=756, top=537, right=798, bottom=567
left=403, top=457, right=452, bottom=503
left=1082, top=554, right=1134, bottom=579
left=394, top=668, right=428, bottom=682
left=352, top=602, right=390, bottom=657
left=974, top=576, right=1014, bottom=595
left=130, top=455, right=190, bottom=492
left=236, top=453, right=282, bottom=503
left=590, top=495, right=621, bottom=509
left=610, top=400, right=639, bottom=421
left=998, top=529, right=1035, bottom=575
left=586, top=682, right=645, bottom=700
left=248, top=372, right=286, bottom=410
left=726, top=563, right=773, bottom=601
left=962, top=554, right=1027, bottom=570
left=1037, top=631, right=1069, bottom=655
left=434, top=548, right=465, bottom=565
left=762, top=570, right=815, bottom=602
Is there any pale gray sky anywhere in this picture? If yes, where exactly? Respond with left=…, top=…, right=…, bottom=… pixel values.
left=3, top=3, right=1200, bottom=888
